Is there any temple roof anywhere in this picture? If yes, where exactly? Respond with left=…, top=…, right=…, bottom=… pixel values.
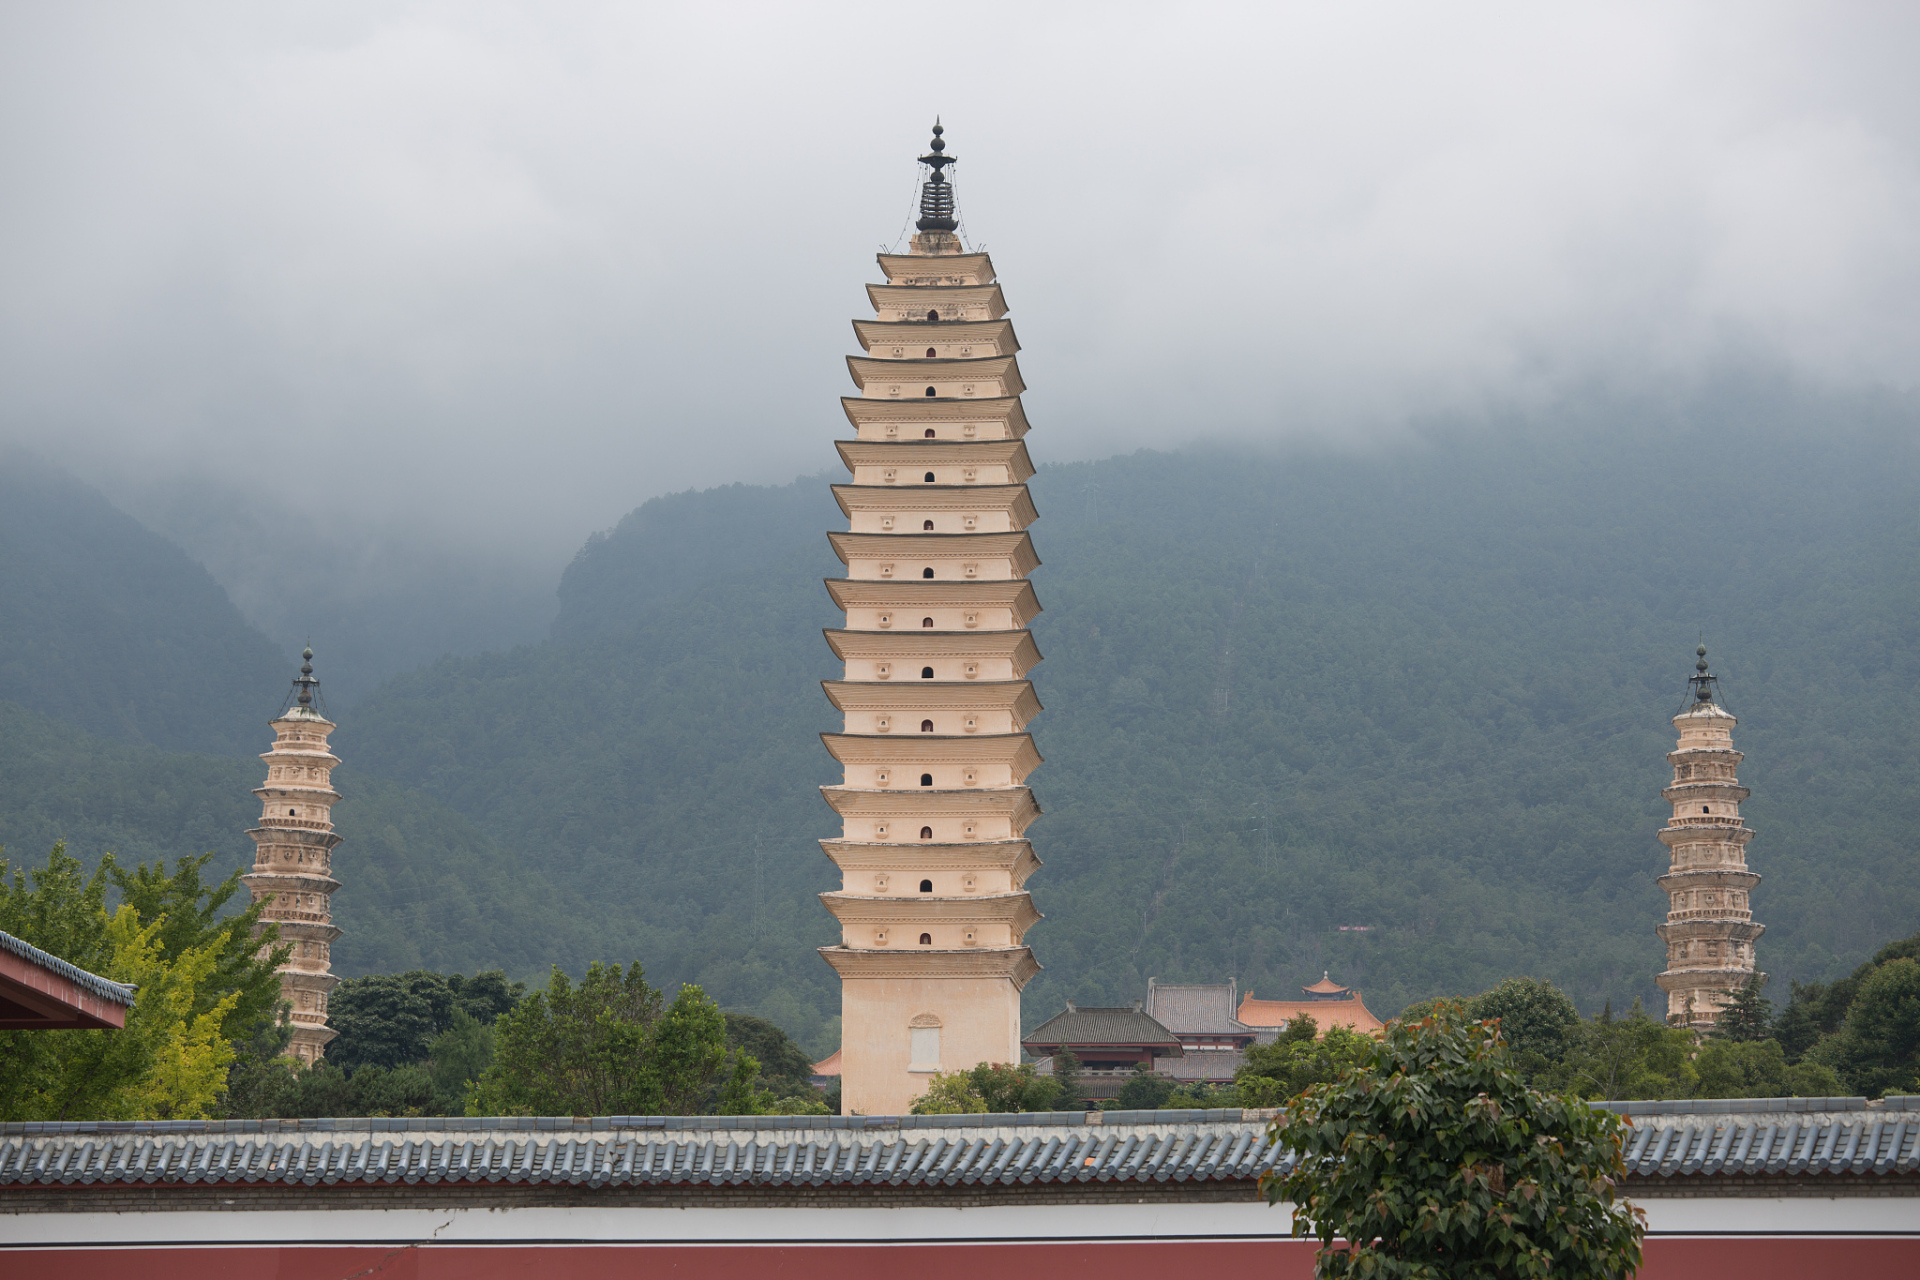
left=0, top=928, right=135, bottom=1030
left=1237, top=987, right=1386, bottom=1036
left=1146, top=981, right=1255, bottom=1036
left=1023, top=1005, right=1183, bottom=1054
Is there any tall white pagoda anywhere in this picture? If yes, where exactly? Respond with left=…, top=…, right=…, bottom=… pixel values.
left=1654, top=644, right=1765, bottom=1029
left=240, top=648, right=343, bottom=1064
left=817, top=125, right=1044, bottom=1115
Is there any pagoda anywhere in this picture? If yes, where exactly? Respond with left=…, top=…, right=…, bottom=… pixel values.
left=1654, top=644, right=1765, bottom=1029
left=817, top=124, right=1044, bottom=1115
left=240, top=648, right=343, bottom=1064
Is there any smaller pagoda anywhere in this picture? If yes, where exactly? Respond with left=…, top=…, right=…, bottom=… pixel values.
left=240, top=649, right=343, bottom=1064
left=1655, top=644, right=1765, bottom=1030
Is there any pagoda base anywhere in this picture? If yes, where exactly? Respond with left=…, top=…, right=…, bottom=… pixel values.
left=821, top=946, right=1037, bottom=1116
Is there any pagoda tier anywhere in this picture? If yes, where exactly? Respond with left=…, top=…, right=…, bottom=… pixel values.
left=864, top=282, right=1008, bottom=322
left=840, top=396, right=1032, bottom=441
left=240, top=649, right=343, bottom=1064
left=873, top=251, right=997, bottom=285
left=818, top=125, right=1045, bottom=1116
left=1654, top=645, right=1766, bottom=1030
left=835, top=440, right=1035, bottom=483
left=853, top=318, right=1020, bottom=357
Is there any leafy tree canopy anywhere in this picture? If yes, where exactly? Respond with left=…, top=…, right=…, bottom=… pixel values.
left=1265, top=1002, right=1645, bottom=1280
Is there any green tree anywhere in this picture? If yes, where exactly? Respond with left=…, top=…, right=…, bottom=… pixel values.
left=1542, top=1000, right=1696, bottom=1101
left=0, top=845, right=285, bottom=1122
left=427, top=1008, right=497, bottom=1114
left=722, top=1012, right=825, bottom=1106
left=1049, top=1047, right=1083, bottom=1110
left=1693, top=1037, right=1840, bottom=1099
left=1819, top=957, right=1920, bottom=1098
left=1711, top=975, right=1773, bottom=1043
left=1237, top=1018, right=1376, bottom=1107
left=1470, top=977, right=1580, bottom=1080
left=465, top=963, right=733, bottom=1116
left=910, top=1070, right=990, bottom=1114
left=107, top=852, right=285, bottom=1043
left=1264, top=1002, right=1644, bottom=1279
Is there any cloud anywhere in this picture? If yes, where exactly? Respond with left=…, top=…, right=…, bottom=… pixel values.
left=1, top=1, right=1915, bottom=564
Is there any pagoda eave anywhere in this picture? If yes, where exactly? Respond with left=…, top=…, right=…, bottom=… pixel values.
left=824, top=577, right=1042, bottom=624
left=819, top=784, right=1043, bottom=826
left=873, top=251, right=997, bottom=286
left=820, top=838, right=1042, bottom=882
left=830, top=484, right=1039, bottom=527
left=818, top=944, right=1040, bottom=989
left=840, top=397, right=1031, bottom=438
left=835, top=439, right=1035, bottom=479
left=822, top=679, right=1043, bottom=724
left=820, top=731, right=1044, bottom=774
left=853, top=318, right=1018, bottom=355
left=827, top=530, right=1040, bottom=577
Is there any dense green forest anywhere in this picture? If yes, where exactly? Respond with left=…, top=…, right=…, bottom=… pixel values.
left=0, top=703, right=576, bottom=979
left=4, top=389, right=1916, bottom=1058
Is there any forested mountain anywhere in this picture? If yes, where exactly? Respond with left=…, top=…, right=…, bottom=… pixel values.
left=0, top=701, right=572, bottom=979
left=5, top=390, right=1916, bottom=1060
left=341, top=389, right=1919, bottom=1053
left=0, top=452, right=291, bottom=754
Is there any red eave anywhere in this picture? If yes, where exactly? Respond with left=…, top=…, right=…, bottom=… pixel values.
left=0, top=940, right=130, bottom=1030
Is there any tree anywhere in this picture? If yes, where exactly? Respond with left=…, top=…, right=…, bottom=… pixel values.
left=1049, top=1047, right=1083, bottom=1110
left=910, top=1070, right=990, bottom=1115
left=908, top=1062, right=1063, bottom=1115
left=1238, top=1019, right=1376, bottom=1107
left=1112, top=1068, right=1176, bottom=1111
left=1264, top=1001, right=1644, bottom=1279
left=427, top=1008, right=497, bottom=1115
left=1819, top=957, right=1920, bottom=1098
left=1470, top=977, right=1580, bottom=1080
left=723, top=1012, right=823, bottom=1101
left=329, top=969, right=525, bottom=1074
left=0, top=845, right=283, bottom=1122
left=465, top=962, right=733, bottom=1116
left=1711, top=975, right=1773, bottom=1043
left=1693, top=1037, right=1839, bottom=1099
left=1537, top=1000, right=1696, bottom=1101
left=107, top=853, right=285, bottom=1043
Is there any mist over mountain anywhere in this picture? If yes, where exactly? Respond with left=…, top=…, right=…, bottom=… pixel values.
left=0, top=451, right=290, bottom=754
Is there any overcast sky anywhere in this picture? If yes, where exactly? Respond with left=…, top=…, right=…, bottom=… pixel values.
left=2, top=2, right=1916, bottom=569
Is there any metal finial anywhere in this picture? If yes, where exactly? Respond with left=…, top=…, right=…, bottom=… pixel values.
left=1687, top=642, right=1721, bottom=707
left=915, top=121, right=958, bottom=233
left=284, top=646, right=324, bottom=714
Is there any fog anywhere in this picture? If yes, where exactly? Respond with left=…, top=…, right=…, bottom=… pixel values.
left=2, top=1, right=1916, bottom=581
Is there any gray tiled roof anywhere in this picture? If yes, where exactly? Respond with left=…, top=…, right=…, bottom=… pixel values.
left=1146, top=983, right=1253, bottom=1037
left=1023, top=1006, right=1181, bottom=1049
left=0, top=929, right=136, bottom=1007
left=1159, top=1049, right=1247, bottom=1082
left=4, top=1101, right=1919, bottom=1189
left=0, top=1113, right=1274, bottom=1189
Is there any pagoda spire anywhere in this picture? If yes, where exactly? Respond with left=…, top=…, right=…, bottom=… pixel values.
left=818, top=128, right=1042, bottom=1114
left=240, top=647, right=344, bottom=1064
left=1654, top=644, right=1765, bottom=1030
left=910, top=121, right=964, bottom=255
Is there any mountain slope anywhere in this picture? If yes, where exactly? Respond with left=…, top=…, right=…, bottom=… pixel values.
left=342, top=387, right=1920, bottom=1047
left=0, top=700, right=575, bottom=980
left=0, top=452, right=292, bottom=754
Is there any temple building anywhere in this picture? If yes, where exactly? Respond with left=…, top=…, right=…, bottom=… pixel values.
left=817, top=124, right=1044, bottom=1115
left=1655, top=644, right=1764, bottom=1029
left=1238, top=973, right=1386, bottom=1037
left=239, top=648, right=343, bottom=1064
